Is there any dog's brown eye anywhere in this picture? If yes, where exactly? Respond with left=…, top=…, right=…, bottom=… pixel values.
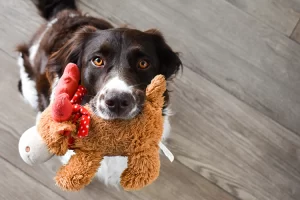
left=92, top=57, right=104, bottom=67
left=138, top=60, right=149, bottom=69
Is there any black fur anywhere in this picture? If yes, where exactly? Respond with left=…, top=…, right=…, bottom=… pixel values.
left=18, top=80, right=22, bottom=95
left=33, top=0, right=77, bottom=20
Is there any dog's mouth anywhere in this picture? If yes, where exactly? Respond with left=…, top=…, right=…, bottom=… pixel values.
left=86, top=86, right=145, bottom=120
left=89, top=92, right=144, bottom=120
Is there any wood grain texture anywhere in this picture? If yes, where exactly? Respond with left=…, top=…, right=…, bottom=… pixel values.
left=223, top=0, right=300, bottom=35
left=0, top=157, right=65, bottom=200
left=169, top=67, right=300, bottom=200
left=1, top=0, right=300, bottom=200
left=79, top=0, right=300, bottom=135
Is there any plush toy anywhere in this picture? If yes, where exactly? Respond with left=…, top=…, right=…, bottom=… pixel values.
left=19, top=63, right=167, bottom=191
left=51, top=62, right=81, bottom=122
left=18, top=63, right=82, bottom=165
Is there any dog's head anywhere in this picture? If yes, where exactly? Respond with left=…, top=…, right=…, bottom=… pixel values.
left=49, top=26, right=182, bottom=120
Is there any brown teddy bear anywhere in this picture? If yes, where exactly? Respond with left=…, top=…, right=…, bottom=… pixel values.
left=37, top=74, right=167, bottom=191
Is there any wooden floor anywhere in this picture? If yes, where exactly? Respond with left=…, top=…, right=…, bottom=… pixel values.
left=1, top=0, right=300, bottom=199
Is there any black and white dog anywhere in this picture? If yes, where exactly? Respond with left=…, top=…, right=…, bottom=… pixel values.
left=17, top=0, right=181, bottom=188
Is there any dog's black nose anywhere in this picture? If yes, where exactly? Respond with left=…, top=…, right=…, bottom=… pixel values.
left=104, top=90, right=134, bottom=114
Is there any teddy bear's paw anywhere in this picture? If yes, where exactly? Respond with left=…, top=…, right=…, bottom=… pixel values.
left=55, top=172, right=89, bottom=191
left=120, top=168, right=157, bottom=191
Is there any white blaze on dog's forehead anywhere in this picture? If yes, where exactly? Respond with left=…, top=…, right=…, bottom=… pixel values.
left=102, top=77, right=131, bottom=93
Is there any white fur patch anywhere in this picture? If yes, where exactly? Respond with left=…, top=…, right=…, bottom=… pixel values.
left=68, top=13, right=77, bottom=18
left=97, top=156, right=128, bottom=189
left=48, top=18, right=58, bottom=27
left=35, top=112, right=42, bottom=125
left=18, top=54, right=38, bottom=109
left=101, top=76, right=132, bottom=94
left=50, top=76, right=59, bottom=104
left=29, top=18, right=58, bottom=66
left=29, top=44, right=39, bottom=66
left=97, top=76, right=134, bottom=119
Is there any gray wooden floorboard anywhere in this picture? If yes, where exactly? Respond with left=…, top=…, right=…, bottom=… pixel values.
left=223, top=0, right=300, bottom=36
left=0, top=157, right=65, bottom=200
left=1, top=0, right=300, bottom=200
left=170, top=67, right=300, bottom=200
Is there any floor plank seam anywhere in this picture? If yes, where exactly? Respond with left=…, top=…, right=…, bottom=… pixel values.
left=0, top=47, right=15, bottom=60
left=183, top=63, right=300, bottom=139
left=290, top=18, right=300, bottom=37
left=173, top=159, right=240, bottom=200
left=79, top=1, right=119, bottom=26
left=221, top=0, right=296, bottom=37
left=0, top=155, right=66, bottom=200
left=290, top=18, right=300, bottom=45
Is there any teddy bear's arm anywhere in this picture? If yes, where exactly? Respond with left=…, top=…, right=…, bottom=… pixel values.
left=120, top=150, right=160, bottom=191
left=55, top=150, right=103, bottom=191
left=38, top=106, right=76, bottom=156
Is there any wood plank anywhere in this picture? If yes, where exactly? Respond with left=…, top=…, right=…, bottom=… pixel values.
left=0, top=0, right=42, bottom=58
left=79, top=0, right=300, bottom=135
left=0, top=0, right=112, bottom=59
left=223, top=0, right=300, bottom=35
left=0, top=157, right=64, bottom=200
left=167, top=67, right=300, bottom=200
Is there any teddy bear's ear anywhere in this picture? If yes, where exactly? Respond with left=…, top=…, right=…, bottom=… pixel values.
left=146, top=75, right=166, bottom=108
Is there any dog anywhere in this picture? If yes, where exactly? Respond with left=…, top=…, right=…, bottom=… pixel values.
left=17, top=0, right=182, bottom=188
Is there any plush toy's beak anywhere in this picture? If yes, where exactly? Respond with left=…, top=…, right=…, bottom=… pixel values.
left=18, top=126, right=54, bottom=165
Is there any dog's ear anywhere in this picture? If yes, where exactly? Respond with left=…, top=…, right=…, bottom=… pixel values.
left=48, top=26, right=97, bottom=77
left=145, top=29, right=182, bottom=79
